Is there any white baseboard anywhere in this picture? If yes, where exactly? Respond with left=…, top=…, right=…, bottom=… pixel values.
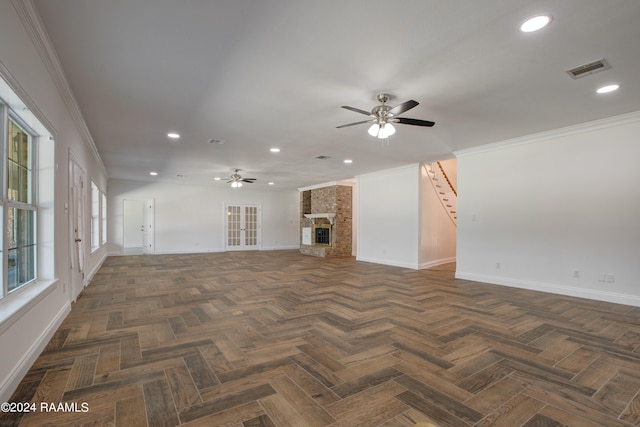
left=455, top=272, right=640, bottom=307
left=150, top=248, right=225, bottom=255
left=356, top=256, right=418, bottom=270
left=84, top=252, right=108, bottom=286
left=111, top=247, right=301, bottom=256
left=355, top=256, right=456, bottom=271
left=260, top=245, right=300, bottom=251
left=0, top=300, right=71, bottom=401
left=419, top=257, right=457, bottom=270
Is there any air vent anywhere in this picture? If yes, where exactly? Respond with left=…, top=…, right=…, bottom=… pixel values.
left=315, top=155, right=331, bottom=160
left=566, top=59, right=610, bottom=79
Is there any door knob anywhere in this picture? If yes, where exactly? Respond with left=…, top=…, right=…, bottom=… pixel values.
left=75, top=238, right=82, bottom=242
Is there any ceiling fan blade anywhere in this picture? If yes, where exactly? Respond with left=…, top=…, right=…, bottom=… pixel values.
left=394, top=117, right=435, bottom=127
left=341, top=105, right=372, bottom=116
left=336, top=120, right=373, bottom=129
left=242, top=178, right=256, bottom=183
left=388, top=100, right=419, bottom=116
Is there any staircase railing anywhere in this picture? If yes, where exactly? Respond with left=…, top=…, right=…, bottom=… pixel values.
left=438, top=162, right=456, bottom=197
left=424, top=162, right=457, bottom=226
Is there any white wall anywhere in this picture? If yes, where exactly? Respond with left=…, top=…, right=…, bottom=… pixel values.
left=357, top=164, right=421, bottom=268
left=419, top=165, right=457, bottom=268
left=108, top=179, right=300, bottom=254
left=351, top=182, right=358, bottom=256
left=0, top=0, right=108, bottom=400
left=455, top=112, right=640, bottom=306
left=357, top=163, right=458, bottom=270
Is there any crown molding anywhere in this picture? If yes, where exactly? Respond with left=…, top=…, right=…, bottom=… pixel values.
left=0, top=60, right=54, bottom=138
left=357, top=162, right=420, bottom=179
left=298, top=181, right=338, bottom=192
left=454, top=110, right=640, bottom=158
left=10, top=0, right=108, bottom=177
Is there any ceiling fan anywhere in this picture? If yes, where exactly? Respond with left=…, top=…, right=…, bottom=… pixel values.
left=337, top=93, right=435, bottom=139
left=227, top=168, right=256, bottom=188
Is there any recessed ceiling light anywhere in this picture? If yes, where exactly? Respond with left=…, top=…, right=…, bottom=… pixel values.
left=268, top=182, right=275, bottom=185
left=167, top=133, right=180, bottom=139
left=149, top=171, right=158, bottom=176
left=596, top=84, right=620, bottom=94
left=213, top=177, right=221, bottom=181
left=270, top=148, right=280, bottom=153
left=344, top=159, right=353, bottom=164
left=520, top=15, right=552, bottom=32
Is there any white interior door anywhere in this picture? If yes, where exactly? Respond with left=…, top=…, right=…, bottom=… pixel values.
left=123, top=199, right=143, bottom=255
left=69, top=156, right=85, bottom=300
left=123, top=199, right=154, bottom=255
left=142, top=199, right=154, bottom=254
left=225, top=204, right=260, bottom=251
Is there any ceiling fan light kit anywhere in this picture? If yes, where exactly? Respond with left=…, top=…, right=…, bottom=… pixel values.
left=337, top=93, right=434, bottom=139
left=368, top=122, right=396, bottom=139
left=227, top=168, right=256, bottom=188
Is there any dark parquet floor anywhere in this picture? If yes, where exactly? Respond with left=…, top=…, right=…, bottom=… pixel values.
left=3, top=250, right=640, bottom=426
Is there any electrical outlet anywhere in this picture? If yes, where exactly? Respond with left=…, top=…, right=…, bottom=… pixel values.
left=606, top=274, right=615, bottom=283
left=573, top=270, right=580, bottom=278
left=598, top=273, right=606, bottom=282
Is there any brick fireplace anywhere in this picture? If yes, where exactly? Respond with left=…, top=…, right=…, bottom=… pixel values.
left=299, top=185, right=352, bottom=257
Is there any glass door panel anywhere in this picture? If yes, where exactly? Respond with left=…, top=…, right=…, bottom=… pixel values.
left=226, top=204, right=259, bottom=250
left=227, top=205, right=241, bottom=247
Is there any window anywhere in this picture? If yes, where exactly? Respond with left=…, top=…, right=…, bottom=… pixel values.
left=91, top=183, right=107, bottom=249
left=91, top=181, right=99, bottom=252
left=6, top=118, right=37, bottom=293
left=101, top=191, right=107, bottom=245
left=0, top=74, right=54, bottom=303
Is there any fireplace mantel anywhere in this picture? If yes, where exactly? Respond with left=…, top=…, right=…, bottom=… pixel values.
left=304, top=213, right=335, bottom=225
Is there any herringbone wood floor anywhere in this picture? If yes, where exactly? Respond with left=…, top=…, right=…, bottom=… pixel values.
left=3, top=250, right=640, bottom=426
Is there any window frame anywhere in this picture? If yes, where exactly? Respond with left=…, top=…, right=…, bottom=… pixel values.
left=90, top=180, right=100, bottom=253
left=2, top=107, right=39, bottom=296
left=101, top=191, right=107, bottom=246
left=0, top=72, right=56, bottom=329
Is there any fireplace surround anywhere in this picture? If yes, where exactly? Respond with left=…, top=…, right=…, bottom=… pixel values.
left=299, top=185, right=352, bottom=258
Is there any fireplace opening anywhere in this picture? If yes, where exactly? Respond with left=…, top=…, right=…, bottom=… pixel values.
left=314, top=225, right=331, bottom=246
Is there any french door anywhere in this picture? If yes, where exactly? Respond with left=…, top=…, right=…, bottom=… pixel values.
left=225, top=204, right=260, bottom=251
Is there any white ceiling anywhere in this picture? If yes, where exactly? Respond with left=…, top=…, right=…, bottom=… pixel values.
left=33, top=0, right=640, bottom=189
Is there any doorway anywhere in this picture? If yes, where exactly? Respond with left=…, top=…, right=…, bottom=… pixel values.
left=225, top=204, right=260, bottom=251
left=69, top=154, right=85, bottom=300
left=123, top=199, right=154, bottom=255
